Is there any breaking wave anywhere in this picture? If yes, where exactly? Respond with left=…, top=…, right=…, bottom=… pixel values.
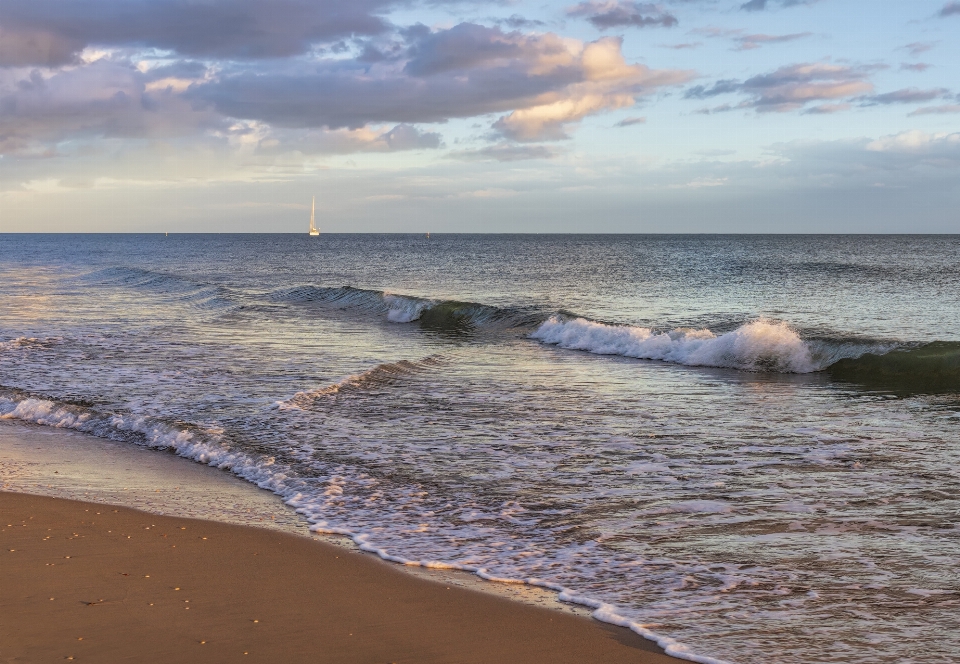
left=531, top=317, right=817, bottom=373
left=71, top=269, right=960, bottom=391
left=529, top=316, right=960, bottom=392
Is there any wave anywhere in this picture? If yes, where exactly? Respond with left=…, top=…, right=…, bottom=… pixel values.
left=529, top=317, right=960, bottom=392
left=531, top=317, right=820, bottom=373
left=0, top=336, right=60, bottom=352
left=269, top=285, right=543, bottom=334
left=80, top=266, right=235, bottom=311
left=825, top=341, right=960, bottom=394
left=276, top=356, right=445, bottom=410
left=10, top=262, right=960, bottom=392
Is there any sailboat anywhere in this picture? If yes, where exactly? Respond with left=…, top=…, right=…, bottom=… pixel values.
left=308, top=196, right=319, bottom=236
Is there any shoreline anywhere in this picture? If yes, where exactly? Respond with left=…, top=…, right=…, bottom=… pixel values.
left=0, top=420, right=687, bottom=662
left=1, top=491, right=683, bottom=663
left=0, top=419, right=595, bottom=617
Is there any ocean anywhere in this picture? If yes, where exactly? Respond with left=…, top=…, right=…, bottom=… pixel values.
left=1, top=233, right=958, bottom=663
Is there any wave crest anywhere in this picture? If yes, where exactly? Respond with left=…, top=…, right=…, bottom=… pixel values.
left=531, top=317, right=817, bottom=373
left=276, top=356, right=445, bottom=410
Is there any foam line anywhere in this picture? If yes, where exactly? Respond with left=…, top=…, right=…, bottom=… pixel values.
left=0, top=390, right=727, bottom=664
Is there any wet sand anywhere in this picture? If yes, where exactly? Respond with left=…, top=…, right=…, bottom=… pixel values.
left=1, top=492, right=684, bottom=663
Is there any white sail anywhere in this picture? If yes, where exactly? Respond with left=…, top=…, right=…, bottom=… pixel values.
left=308, top=196, right=319, bottom=235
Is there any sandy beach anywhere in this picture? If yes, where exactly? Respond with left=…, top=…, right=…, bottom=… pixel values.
left=1, top=491, right=682, bottom=663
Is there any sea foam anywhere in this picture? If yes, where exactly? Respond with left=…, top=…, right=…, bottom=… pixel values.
left=530, top=317, right=817, bottom=373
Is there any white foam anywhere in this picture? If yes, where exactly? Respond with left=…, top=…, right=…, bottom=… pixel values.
left=530, top=317, right=817, bottom=373
left=384, top=294, right=431, bottom=323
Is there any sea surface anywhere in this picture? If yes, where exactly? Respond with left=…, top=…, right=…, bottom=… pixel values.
left=1, top=234, right=959, bottom=664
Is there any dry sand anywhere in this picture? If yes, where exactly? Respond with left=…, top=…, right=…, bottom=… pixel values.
left=1, top=491, right=683, bottom=664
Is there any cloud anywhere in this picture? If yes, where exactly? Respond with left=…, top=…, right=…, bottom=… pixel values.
left=256, top=124, right=443, bottom=155
left=0, top=0, right=396, bottom=66
left=940, top=2, right=960, bottom=17
left=909, top=104, right=960, bottom=116
left=684, top=79, right=740, bottom=99
left=496, top=15, right=547, bottom=30
left=694, top=26, right=812, bottom=51
left=0, top=58, right=224, bottom=155
left=740, top=0, right=818, bottom=11
left=446, top=142, right=557, bottom=161
left=567, top=2, right=678, bottom=30
left=193, top=26, right=693, bottom=141
left=900, top=63, right=932, bottom=72
left=801, top=102, right=850, bottom=114
left=685, top=63, right=878, bottom=113
left=614, top=116, right=646, bottom=126
left=903, top=41, right=936, bottom=56
left=745, top=64, right=874, bottom=112
left=865, top=130, right=960, bottom=157
left=732, top=32, right=811, bottom=50
left=660, top=42, right=702, bottom=50
left=858, top=88, right=951, bottom=105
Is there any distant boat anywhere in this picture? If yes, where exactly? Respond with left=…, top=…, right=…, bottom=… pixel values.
left=425, top=232, right=430, bottom=239
left=308, top=196, right=319, bottom=236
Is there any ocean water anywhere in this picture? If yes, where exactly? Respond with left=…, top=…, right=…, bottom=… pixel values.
left=1, top=233, right=958, bottom=663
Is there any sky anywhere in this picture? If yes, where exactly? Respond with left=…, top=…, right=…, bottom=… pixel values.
left=0, top=0, right=958, bottom=233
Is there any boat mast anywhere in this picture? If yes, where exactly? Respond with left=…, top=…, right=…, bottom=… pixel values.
left=310, top=196, right=316, bottom=233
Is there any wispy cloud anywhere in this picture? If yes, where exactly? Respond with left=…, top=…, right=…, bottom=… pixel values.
left=900, top=63, right=932, bottom=72
left=494, top=15, right=547, bottom=30
left=446, top=143, right=557, bottom=161
left=740, top=0, right=820, bottom=12
left=685, top=63, right=875, bottom=113
left=732, top=32, right=812, bottom=50
left=694, top=26, right=812, bottom=51
left=909, top=104, right=960, bottom=116
left=802, top=103, right=851, bottom=115
left=857, top=88, right=951, bottom=105
left=567, top=2, right=678, bottom=30
left=614, top=116, right=646, bottom=126
left=659, top=42, right=702, bottom=50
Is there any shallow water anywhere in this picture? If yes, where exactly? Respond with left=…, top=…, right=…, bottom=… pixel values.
left=1, top=234, right=958, bottom=663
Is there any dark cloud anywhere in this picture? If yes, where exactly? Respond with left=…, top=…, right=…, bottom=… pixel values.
left=381, top=123, right=443, bottom=150
left=0, top=59, right=225, bottom=155
left=567, top=2, right=678, bottom=30
left=403, top=22, right=530, bottom=76
left=940, top=2, right=960, bottom=17
left=858, top=88, right=951, bottom=105
left=190, top=25, right=693, bottom=140
left=446, top=143, right=556, bottom=161
left=614, top=116, right=646, bottom=126
left=0, top=0, right=395, bottom=66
